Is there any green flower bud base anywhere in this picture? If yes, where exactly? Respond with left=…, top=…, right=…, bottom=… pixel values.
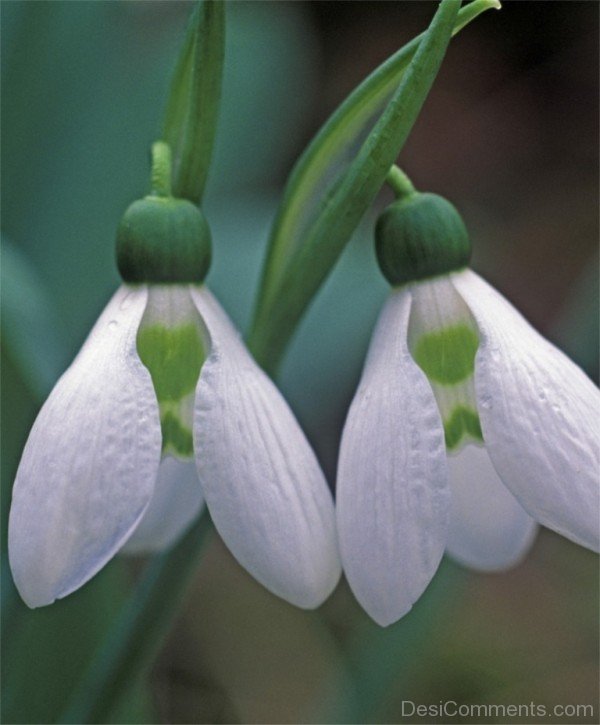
left=116, top=196, right=211, bottom=284
left=376, top=192, right=471, bottom=286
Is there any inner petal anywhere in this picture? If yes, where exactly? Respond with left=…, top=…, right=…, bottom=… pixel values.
left=137, top=286, right=206, bottom=460
left=408, top=277, right=482, bottom=452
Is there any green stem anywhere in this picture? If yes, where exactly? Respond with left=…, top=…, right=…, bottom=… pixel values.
left=58, top=512, right=212, bottom=725
left=250, top=0, right=501, bottom=364
left=150, top=141, right=172, bottom=198
left=249, top=0, right=461, bottom=373
left=386, top=165, right=416, bottom=199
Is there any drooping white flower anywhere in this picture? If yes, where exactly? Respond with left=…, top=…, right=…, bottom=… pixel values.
left=8, top=143, right=341, bottom=609
left=336, top=181, right=599, bottom=627
left=9, top=282, right=341, bottom=609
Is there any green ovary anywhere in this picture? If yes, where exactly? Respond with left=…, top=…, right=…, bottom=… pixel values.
left=412, top=324, right=479, bottom=385
left=137, top=322, right=204, bottom=458
left=444, top=406, right=483, bottom=450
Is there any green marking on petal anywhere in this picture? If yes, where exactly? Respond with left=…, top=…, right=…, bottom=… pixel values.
left=444, top=405, right=483, bottom=450
left=161, top=412, right=194, bottom=457
left=413, top=323, right=478, bottom=385
left=137, top=323, right=204, bottom=402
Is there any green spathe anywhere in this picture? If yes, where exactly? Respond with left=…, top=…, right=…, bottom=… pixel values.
left=444, top=405, right=483, bottom=450
left=376, top=192, right=471, bottom=286
left=116, top=196, right=211, bottom=284
left=412, top=323, right=479, bottom=385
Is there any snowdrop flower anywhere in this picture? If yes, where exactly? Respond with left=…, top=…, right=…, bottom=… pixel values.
left=9, top=143, right=340, bottom=609
left=336, top=173, right=599, bottom=626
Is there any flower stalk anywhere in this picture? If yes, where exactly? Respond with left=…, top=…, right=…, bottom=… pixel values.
left=150, top=141, right=172, bottom=199
left=386, top=165, right=416, bottom=199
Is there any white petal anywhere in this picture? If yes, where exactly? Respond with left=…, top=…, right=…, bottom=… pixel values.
left=453, top=270, right=600, bottom=552
left=8, top=286, right=162, bottom=607
left=336, top=289, right=449, bottom=627
left=446, top=443, right=538, bottom=570
left=189, top=286, right=341, bottom=608
left=120, top=458, right=205, bottom=555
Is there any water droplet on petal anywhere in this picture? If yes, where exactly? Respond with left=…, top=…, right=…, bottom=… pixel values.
left=120, top=292, right=134, bottom=311
left=479, top=394, right=492, bottom=410
left=108, top=320, right=119, bottom=330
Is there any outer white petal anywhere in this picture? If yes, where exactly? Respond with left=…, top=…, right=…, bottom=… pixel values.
left=189, top=286, right=341, bottom=609
left=446, top=444, right=538, bottom=570
left=453, top=270, right=600, bottom=552
left=8, top=286, right=162, bottom=607
left=120, top=458, right=205, bottom=555
left=336, top=289, right=449, bottom=627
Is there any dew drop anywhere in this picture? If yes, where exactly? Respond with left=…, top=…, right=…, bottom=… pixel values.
left=108, top=320, right=119, bottom=330
left=479, top=394, right=492, bottom=410
left=120, top=292, right=134, bottom=311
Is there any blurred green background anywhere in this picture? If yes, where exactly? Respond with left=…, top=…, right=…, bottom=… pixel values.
left=1, top=2, right=598, bottom=723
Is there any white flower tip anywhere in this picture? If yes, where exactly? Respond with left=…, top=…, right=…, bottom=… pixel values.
left=8, top=504, right=148, bottom=609
left=287, top=558, right=342, bottom=610
left=343, top=553, right=442, bottom=627
left=368, top=599, right=413, bottom=628
left=10, top=572, right=55, bottom=609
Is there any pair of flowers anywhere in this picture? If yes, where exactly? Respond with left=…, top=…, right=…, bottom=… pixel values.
left=9, top=265, right=599, bottom=624
left=8, top=163, right=599, bottom=624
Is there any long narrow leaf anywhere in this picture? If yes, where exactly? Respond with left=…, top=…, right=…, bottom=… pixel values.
left=250, top=0, right=500, bottom=372
left=163, top=0, right=225, bottom=204
left=59, top=513, right=212, bottom=725
left=0, top=237, right=68, bottom=398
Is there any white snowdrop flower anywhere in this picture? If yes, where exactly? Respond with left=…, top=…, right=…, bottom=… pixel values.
left=336, top=178, right=599, bottom=627
left=8, top=143, right=341, bottom=609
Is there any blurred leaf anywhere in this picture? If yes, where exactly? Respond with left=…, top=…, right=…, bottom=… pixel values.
left=250, top=0, right=500, bottom=373
left=331, top=561, right=467, bottom=723
left=168, top=536, right=355, bottom=725
left=163, top=0, right=225, bottom=204
left=1, top=556, right=154, bottom=725
left=553, top=253, right=599, bottom=381
left=1, top=237, right=68, bottom=399
left=205, top=0, right=320, bottom=195
left=0, top=354, right=39, bottom=626
left=59, top=513, right=212, bottom=725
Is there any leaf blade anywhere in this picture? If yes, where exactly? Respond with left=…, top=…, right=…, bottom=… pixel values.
left=250, top=0, right=500, bottom=372
left=163, top=0, right=225, bottom=204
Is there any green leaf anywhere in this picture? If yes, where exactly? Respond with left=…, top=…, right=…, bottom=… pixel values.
left=249, top=0, right=500, bottom=373
left=0, top=237, right=68, bottom=399
left=331, top=561, right=467, bottom=723
left=163, top=0, right=225, bottom=204
left=58, top=513, right=212, bottom=725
